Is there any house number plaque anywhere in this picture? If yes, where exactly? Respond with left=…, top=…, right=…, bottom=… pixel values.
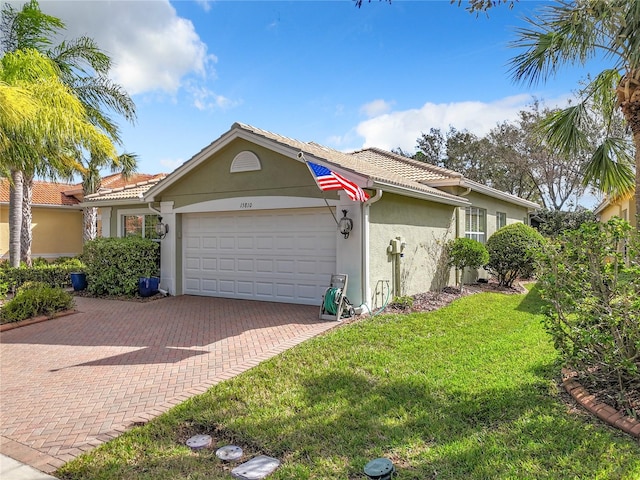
left=239, top=202, right=253, bottom=209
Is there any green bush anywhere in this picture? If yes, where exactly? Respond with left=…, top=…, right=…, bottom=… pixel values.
left=447, top=237, right=489, bottom=290
left=82, top=237, right=160, bottom=297
left=16, top=281, right=50, bottom=295
left=0, top=258, right=85, bottom=292
left=485, top=223, right=544, bottom=287
left=538, top=219, right=639, bottom=400
left=389, top=295, right=414, bottom=311
left=533, top=208, right=596, bottom=237
left=0, top=285, right=74, bottom=324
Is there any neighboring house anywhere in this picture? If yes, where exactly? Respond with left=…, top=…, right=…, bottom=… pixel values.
left=83, top=122, right=539, bottom=308
left=0, top=173, right=166, bottom=261
left=0, top=180, right=83, bottom=260
left=594, top=194, right=637, bottom=228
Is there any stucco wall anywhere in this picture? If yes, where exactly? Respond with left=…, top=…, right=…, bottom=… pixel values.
left=598, top=197, right=637, bottom=228
left=368, top=193, right=457, bottom=305
left=458, top=191, right=532, bottom=283
left=158, top=139, right=337, bottom=208
left=0, top=206, right=82, bottom=260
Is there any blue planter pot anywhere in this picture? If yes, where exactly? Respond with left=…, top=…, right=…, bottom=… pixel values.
left=70, top=272, right=87, bottom=291
left=138, top=277, right=160, bottom=297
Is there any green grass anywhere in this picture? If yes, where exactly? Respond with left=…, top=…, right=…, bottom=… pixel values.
left=57, top=287, right=640, bottom=479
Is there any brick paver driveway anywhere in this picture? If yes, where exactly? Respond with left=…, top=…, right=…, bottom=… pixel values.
left=0, top=295, right=338, bottom=473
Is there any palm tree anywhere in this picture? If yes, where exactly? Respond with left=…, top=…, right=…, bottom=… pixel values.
left=0, top=48, right=117, bottom=266
left=508, top=0, right=639, bottom=226
left=80, top=152, right=138, bottom=242
left=1, top=0, right=136, bottom=263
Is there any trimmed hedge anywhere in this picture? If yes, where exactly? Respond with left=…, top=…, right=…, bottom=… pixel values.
left=0, top=258, right=85, bottom=292
left=82, top=236, right=160, bottom=297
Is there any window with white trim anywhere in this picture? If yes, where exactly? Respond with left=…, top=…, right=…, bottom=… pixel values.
left=122, top=214, right=161, bottom=240
left=465, top=207, right=487, bottom=243
left=496, top=211, right=507, bottom=230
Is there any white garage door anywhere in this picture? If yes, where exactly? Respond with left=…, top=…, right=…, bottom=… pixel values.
left=183, top=208, right=336, bottom=305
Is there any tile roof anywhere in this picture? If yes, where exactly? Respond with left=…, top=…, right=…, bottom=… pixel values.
left=84, top=174, right=167, bottom=203
left=232, top=123, right=465, bottom=204
left=350, top=147, right=461, bottom=183
left=0, top=179, right=79, bottom=207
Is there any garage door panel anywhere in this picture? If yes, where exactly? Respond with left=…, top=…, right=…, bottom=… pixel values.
left=183, top=209, right=337, bottom=305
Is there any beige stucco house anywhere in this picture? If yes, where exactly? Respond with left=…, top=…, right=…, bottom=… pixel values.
left=0, top=173, right=166, bottom=262
left=594, top=194, right=637, bottom=228
left=84, top=123, right=539, bottom=309
left=0, top=180, right=83, bottom=260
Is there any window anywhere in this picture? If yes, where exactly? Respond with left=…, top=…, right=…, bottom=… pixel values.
left=123, top=214, right=161, bottom=240
left=496, top=212, right=507, bottom=230
left=465, top=207, right=487, bottom=243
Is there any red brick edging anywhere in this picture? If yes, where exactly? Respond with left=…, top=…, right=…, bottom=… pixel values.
left=562, top=373, right=640, bottom=439
left=0, top=310, right=77, bottom=332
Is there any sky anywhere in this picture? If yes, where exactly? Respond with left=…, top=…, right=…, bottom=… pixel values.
left=34, top=0, right=609, bottom=206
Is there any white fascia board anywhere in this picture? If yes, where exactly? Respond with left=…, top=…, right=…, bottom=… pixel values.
left=427, top=178, right=540, bottom=210
left=462, top=179, right=540, bottom=210
left=373, top=181, right=470, bottom=207
left=78, top=198, right=146, bottom=208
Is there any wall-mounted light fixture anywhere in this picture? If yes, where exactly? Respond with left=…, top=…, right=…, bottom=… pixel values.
left=338, top=210, right=353, bottom=239
left=155, top=216, right=169, bottom=239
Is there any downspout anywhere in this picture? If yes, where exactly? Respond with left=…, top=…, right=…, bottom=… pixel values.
left=455, top=186, right=473, bottom=287
left=360, top=189, right=383, bottom=313
left=147, top=202, right=161, bottom=215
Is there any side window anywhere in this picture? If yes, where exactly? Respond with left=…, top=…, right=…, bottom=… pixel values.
left=496, top=212, right=507, bottom=230
left=465, top=207, right=487, bottom=243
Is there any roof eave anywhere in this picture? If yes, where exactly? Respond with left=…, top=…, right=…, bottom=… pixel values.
left=462, top=179, right=540, bottom=210
left=373, top=181, right=470, bottom=207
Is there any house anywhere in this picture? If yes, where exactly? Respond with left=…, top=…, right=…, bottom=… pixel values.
left=83, top=122, right=539, bottom=308
left=0, top=180, right=83, bottom=260
left=594, top=194, right=637, bottom=228
left=0, top=173, right=167, bottom=261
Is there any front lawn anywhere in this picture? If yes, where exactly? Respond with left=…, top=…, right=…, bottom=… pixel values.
left=57, top=287, right=640, bottom=479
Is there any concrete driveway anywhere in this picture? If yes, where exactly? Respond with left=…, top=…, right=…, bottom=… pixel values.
left=0, top=295, right=338, bottom=474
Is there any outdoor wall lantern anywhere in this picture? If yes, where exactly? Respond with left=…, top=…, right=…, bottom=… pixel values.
left=155, top=216, right=169, bottom=239
left=338, top=210, right=353, bottom=239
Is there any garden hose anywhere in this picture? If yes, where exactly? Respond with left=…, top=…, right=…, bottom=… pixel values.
left=323, top=287, right=342, bottom=315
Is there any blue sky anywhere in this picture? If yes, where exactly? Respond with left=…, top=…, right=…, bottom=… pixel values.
left=38, top=1, right=606, bottom=205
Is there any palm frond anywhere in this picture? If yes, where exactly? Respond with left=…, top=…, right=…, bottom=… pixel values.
left=537, top=103, right=591, bottom=156
left=583, top=137, right=635, bottom=198
left=50, top=36, right=111, bottom=76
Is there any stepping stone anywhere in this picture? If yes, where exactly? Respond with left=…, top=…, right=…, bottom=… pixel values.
left=185, top=434, right=212, bottom=450
left=216, top=445, right=243, bottom=461
left=231, top=455, right=280, bottom=480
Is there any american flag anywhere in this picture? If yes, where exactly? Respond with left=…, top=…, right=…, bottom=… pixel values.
left=306, top=161, right=370, bottom=202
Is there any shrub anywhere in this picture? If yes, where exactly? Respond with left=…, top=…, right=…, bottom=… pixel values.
left=82, top=236, right=160, bottom=297
left=389, top=295, right=414, bottom=311
left=0, top=285, right=74, bottom=324
left=16, top=281, right=50, bottom=295
left=485, top=223, right=544, bottom=287
left=533, top=208, right=596, bottom=238
left=0, top=259, right=85, bottom=292
left=538, top=219, right=639, bottom=400
left=446, top=237, right=489, bottom=290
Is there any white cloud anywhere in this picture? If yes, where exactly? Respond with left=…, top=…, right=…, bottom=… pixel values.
left=40, top=1, right=214, bottom=96
left=356, top=94, right=540, bottom=153
left=360, top=99, right=394, bottom=118
left=159, top=158, right=185, bottom=171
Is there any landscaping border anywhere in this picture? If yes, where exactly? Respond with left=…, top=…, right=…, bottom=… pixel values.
left=562, top=370, right=640, bottom=439
left=0, top=309, right=77, bottom=332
